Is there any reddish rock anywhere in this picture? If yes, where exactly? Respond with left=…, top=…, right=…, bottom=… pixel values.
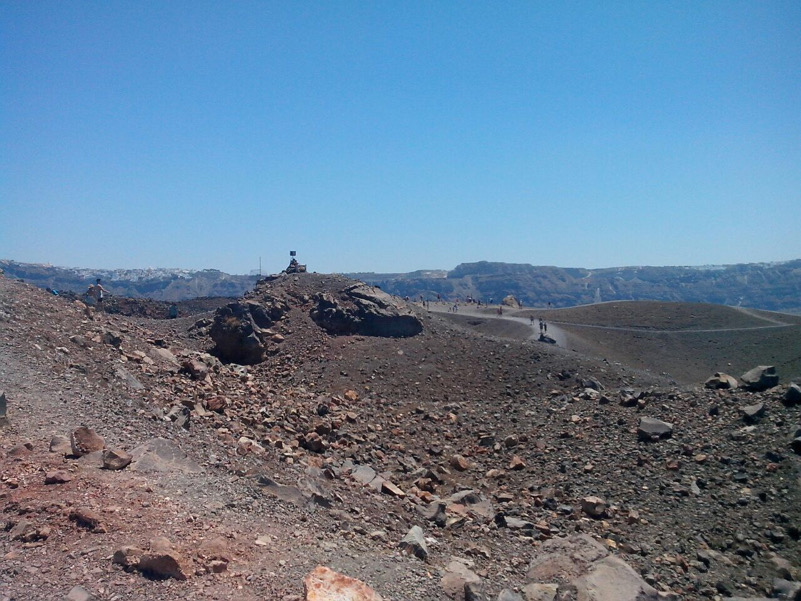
left=102, top=448, right=132, bottom=470
left=69, top=508, right=106, bottom=532
left=303, top=565, right=383, bottom=600
left=70, top=426, right=105, bottom=457
left=206, top=396, right=228, bottom=412
left=44, top=470, right=73, bottom=484
left=112, top=546, right=144, bottom=569
left=508, top=455, right=526, bottom=470
left=450, top=454, right=471, bottom=471
left=138, top=538, right=191, bottom=581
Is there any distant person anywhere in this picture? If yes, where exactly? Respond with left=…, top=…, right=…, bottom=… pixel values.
left=168, top=303, right=178, bottom=319
left=86, top=278, right=108, bottom=308
left=543, top=321, right=547, bottom=333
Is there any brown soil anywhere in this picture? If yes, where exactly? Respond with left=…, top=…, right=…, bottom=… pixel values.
left=1, top=273, right=799, bottom=600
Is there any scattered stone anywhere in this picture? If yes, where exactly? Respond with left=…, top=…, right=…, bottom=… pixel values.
left=637, top=417, right=673, bottom=441
left=65, top=585, right=95, bottom=601
left=581, top=496, right=607, bottom=519
left=399, top=526, right=428, bottom=560
left=381, top=480, right=406, bottom=497
left=137, top=538, right=191, bottom=581
left=112, top=546, right=144, bottom=569
left=441, top=559, right=481, bottom=598
left=70, top=426, right=105, bottom=457
left=129, top=438, right=201, bottom=473
left=573, top=555, right=659, bottom=600
left=740, top=365, right=779, bottom=391
left=49, top=435, right=71, bottom=454
left=44, top=470, right=73, bottom=484
left=9, top=519, right=49, bottom=542
left=705, top=372, right=738, bottom=389
left=450, top=454, right=471, bottom=471
left=464, top=581, right=489, bottom=601
left=521, top=583, right=558, bottom=601
left=497, top=591, right=524, bottom=601
left=8, top=441, right=33, bottom=457
left=508, top=455, right=526, bottom=470
left=741, top=402, right=766, bottom=423
left=69, top=508, right=105, bottom=532
left=102, top=448, right=132, bottom=470
left=784, top=383, right=801, bottom=406
left=303, top=565, right=383, bottom=600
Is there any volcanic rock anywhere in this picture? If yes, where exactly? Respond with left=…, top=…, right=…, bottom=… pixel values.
left=441, top=559, right=481, bottom=598
left=637, top=417, right=673, bottom=441
left=70, top=426, right=105, bottom=457
left=49, top=435, right=71, bottom=454
left=399, top=525, right=428, bottom=560
left=741, top=402, right=766, bottom=423
left=784, top=383, right=801, bottom=406
left=210, top=299, right=287, bottom=364
left=705, top=372, right=738, bottom=389
left=44, top=470, right=73, bottom=484
left=65, top=586, right=95, bottom=601
left=310, top=283, right=423, bottom=337
left=137, top=537, right=191, bottom=581
left=303, top=565, right=383, bottom=600
left=101, top=448, right=132, bottom=470
left=741, top=365, right=779, bottom=391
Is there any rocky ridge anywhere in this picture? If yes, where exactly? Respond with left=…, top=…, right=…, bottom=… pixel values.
left=0, top=271, right=799, bottom=600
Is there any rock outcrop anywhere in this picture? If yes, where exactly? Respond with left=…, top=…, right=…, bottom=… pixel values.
left=741, top=365, right=779, bottom=391
left=210, top=298, right=289, bottom=364
left=310, top=284, right=423, bottom=337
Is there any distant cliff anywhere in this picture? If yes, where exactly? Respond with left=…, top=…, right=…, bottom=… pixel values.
left=3, top=259, right=799, bottom=313
left=0, top=260, right=257, bottom=302
left=353, top=260, right=801, bottom=313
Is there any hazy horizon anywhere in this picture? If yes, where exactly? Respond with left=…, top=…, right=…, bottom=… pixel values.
left=3, top=255, right=799, bottom=277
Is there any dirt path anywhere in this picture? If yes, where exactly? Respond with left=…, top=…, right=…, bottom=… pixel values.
left=428, top=303, right=569, bottom=346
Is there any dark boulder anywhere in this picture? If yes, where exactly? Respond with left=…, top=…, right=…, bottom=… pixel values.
left=740, top=365, right=779, bottom=391
left=210, top=298, right=289, bottom=364
left=310, top=284, right=423, bottom=337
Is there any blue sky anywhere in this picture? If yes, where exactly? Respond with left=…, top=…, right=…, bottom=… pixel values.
left=2, top=2, right=799, bottom=275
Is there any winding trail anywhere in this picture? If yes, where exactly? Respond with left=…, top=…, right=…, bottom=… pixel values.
left=428, top=304, right=569, bottom=346
left=429, top=302, right=794, bottom=346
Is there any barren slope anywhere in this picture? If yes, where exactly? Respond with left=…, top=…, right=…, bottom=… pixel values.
left=1, top=273, right=800, bottom=600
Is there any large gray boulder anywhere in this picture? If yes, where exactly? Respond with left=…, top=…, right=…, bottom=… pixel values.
left=311, top=284, right=423, bottom=337
left=210, top=298, right=288, bottom=364
left=741, top=365, right=779, bottom=391
left=526, top=535, right=658, bottom=601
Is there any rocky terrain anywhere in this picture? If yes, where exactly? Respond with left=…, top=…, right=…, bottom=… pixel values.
left=1, top=271, right=800, bottom=601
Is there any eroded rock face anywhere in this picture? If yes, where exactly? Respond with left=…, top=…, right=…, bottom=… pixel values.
left=310, top=284, right=423, bottom=337
left=210, top=298, right=288, bottom=364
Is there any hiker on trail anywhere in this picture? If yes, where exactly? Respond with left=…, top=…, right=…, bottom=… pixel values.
left=539, top=318, right=544, bottom=333
left=543, top=321, right=547, bottom=333
left=529, top=315, right=534, bottom=325
left=168, top=303, right=178, bottom=319
left=86, top=279, right=108, bottom=307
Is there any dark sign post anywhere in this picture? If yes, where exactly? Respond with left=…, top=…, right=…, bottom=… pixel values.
left=290, top=251, right=296, bottom=257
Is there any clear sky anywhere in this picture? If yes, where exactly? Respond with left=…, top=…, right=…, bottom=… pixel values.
left=2, top=2, right=799, bottom=275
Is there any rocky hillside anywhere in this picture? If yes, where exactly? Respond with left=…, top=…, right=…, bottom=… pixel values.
left=1, top=271, right=800, bottom=600
left=354, top=260, right=801, bottom=313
